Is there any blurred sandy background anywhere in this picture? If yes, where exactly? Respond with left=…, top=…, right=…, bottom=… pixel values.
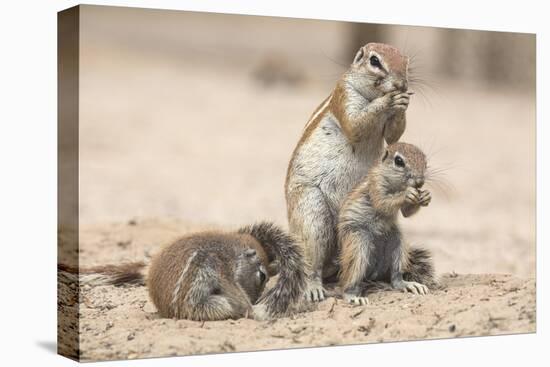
left=76, top=5, right=535, bottom=277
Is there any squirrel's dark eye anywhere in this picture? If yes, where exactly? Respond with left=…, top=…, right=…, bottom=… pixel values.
left=258, top=270, right=267, bottom=284
left=394, top=155, right=405, bottom=168
left=370, top=55, right=382, bottom=68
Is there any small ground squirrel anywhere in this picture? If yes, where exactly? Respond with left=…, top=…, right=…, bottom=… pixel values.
left=285, top=43, right=413, bottom=302
left=338, top=142, right=435, bottom=306
left=58, top=222, right=306, bottom=321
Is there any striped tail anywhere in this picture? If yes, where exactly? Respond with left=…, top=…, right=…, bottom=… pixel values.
left=58, top=262, right=147, bottom=287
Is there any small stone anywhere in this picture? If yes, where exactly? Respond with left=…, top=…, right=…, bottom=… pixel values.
left=103, top=303, right=116, bottom=310
left=221, top=341, right=236, bottom=351
left=127, top=332, right=135, bottom=341
left=449, top=324, right=456, bottom=332
left=290, top=326, right=307, bottom=334
left=106, top=321, right=114, bottom=330
left=117, top=240, right=132, bottom=249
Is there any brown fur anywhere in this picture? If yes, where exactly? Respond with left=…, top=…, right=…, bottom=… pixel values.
left=148, top=222, right=306, bottom=321
left=147, top=231, right=268, bottom=321
left=367, top=43, right=408, bottom=80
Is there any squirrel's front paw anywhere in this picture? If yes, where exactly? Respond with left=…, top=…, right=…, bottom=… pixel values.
left=418, top=189, right=431, bottom=207
left=369, top=90, right=402, bottom=113
left=405, top=187, right=421, bottom=205
left=389, top=91, right=413, bottom=111
left=393, top=280, right=429, bottom=295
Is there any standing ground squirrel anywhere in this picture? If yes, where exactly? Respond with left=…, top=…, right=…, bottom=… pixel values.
left=338, top=142, right=435, bottom=306
left=285, top=43, right=413, bottom=302
left=58, top=222, right=306, bottom=321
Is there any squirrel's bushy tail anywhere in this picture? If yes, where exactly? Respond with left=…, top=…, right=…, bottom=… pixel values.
left=402, top=246, right=437, bottom=287
left=238, top=221, right=307, bottom=317
left=58, top=262, right=147, bottom=287
left=331, top=245, right=437, bottom=293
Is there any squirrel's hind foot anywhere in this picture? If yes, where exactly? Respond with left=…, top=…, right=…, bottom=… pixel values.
left=344, top=294, right=369, bottom=306
left=304, top=278, right=326, bottom=302
left=394, top=280, right=429, bottom=295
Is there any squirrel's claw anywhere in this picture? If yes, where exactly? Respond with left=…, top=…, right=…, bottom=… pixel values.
left=304, top=280, right=326, bottom=302
left=418, top=189, right=432, bottom=207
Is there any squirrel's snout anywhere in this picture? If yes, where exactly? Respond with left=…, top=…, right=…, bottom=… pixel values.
left=393, top=79, right=408, bottom=92
left=408, top=175, right=424, bottom=188
left=413, top=177, right=425, bottom=189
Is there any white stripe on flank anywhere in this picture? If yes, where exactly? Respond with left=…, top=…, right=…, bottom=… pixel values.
left=303, top=94, right=332, bottom=131
left=171, top=250, right=198, bottom=315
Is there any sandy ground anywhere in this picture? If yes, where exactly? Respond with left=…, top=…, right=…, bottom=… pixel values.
left=58, top=220, right=535, bottom=362
left=57, top=7, right=536, bottom=362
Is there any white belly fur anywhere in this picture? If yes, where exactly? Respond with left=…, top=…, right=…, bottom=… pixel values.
left=289, top=113, right=385, bottom=212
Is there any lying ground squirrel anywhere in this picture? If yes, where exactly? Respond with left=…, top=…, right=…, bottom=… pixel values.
left=286, top=43, right=413, bottom=302
left=338, top=142, right=435, bottom=306
left=58, top=222, right=306, bottom=321
left=149, top=222, right=306, bottom=321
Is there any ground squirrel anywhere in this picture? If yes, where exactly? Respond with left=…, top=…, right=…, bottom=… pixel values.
left=285, top=43, right=413, bottom=301
left=338, top=142, right=435, bottom=306
left=58, top=222, right=306, bottom=321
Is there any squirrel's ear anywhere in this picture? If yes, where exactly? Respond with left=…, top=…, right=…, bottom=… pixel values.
left=382, top=149, right=389, bottom=161
left=353, top=47, right=366, bottom=65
